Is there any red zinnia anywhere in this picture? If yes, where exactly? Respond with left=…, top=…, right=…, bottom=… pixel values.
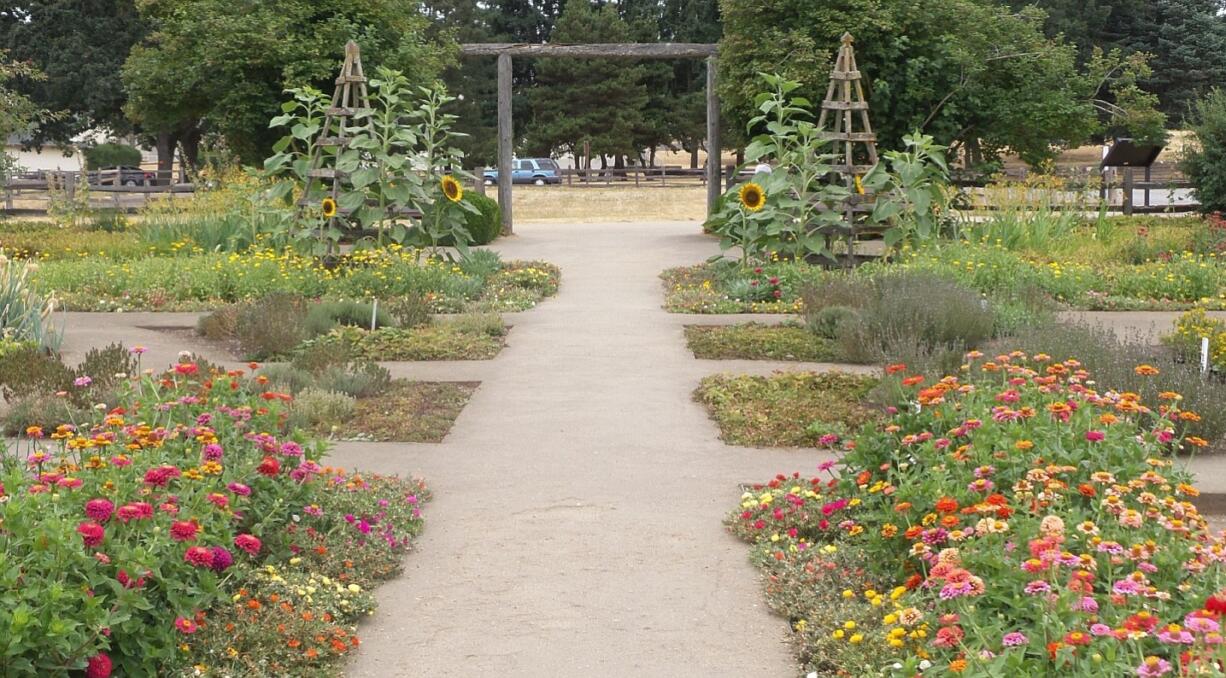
left=184, top=546, right=215, bottom=568
left=257, top=456, right=280, bottom=477
left=84, top=498, right=114, bottom=523
left=85, top=652, right=113, bottom=678
left=1207, top=592, right=1226, bottom=615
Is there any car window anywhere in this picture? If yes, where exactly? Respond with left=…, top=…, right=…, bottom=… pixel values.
left=538, top=159, right=559, bottom=170
left=513, top=160, right=526, bottom=170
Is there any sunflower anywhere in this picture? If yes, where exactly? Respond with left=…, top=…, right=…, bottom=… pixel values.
left=320, top=197, right=338, bottom=219
left=738, top=182, right=766, bottom=211
left=441, top=175, right=463, bottom=203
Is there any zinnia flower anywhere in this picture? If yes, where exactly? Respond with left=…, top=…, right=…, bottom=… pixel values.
left=234, top=533, right=261, bottom=555
left=174, top=616, right=198, bottom=634
left=77, top=521, right=105, bottom=547
left=169, top=520, right=199, bottom=542
left=85, top=652, right=112, bottom=678
left=84, top=498, right=114, bottom=522
left=184, top=546, right=214, bottom=568
left=210, top=546, right=233, bottom=572
left=1002, top=631, right=1028, bottom=647
left=1136, top=656, right=1172, bottom=677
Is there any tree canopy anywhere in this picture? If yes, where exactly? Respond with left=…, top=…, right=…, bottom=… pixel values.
left=0, top=1, right=146, bottom=146
left=719, top=0, right=1164, bottom=167
left=122, top=0, right=450, bottom=165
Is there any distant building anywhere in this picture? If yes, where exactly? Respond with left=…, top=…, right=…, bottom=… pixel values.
left=4, top=131, right=156, bottom=172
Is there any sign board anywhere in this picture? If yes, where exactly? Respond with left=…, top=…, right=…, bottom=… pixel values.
left=1101, top=139, right=1163, bottom=168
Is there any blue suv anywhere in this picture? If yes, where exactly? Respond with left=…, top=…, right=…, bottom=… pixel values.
left=483, top=158, right=562, bottom=185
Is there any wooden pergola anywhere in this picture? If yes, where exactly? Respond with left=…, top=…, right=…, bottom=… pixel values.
left=459, top=43, right=721, bottom=234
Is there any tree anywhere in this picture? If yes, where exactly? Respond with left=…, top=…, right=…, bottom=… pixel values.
left=719, top=0, right=1162, bottom=168
left=525, top=2, right=648, bottom=165
left=0, top=2, right=147, bottom=147
left=122, top=0, right=450, bottom=170
left=1008, top=0, right=1226, bottom=123
left=1182, top=88, right=1226, bottom=213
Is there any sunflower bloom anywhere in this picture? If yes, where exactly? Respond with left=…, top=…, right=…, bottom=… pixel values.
left=441, top=175, right=463, bottom=203
left=739, top=182, right=766, bottom=211
left=320, top=197, right=338, bottom=219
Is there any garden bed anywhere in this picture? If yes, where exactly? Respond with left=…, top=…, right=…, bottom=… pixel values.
left=330, top=380, right=478, bottom=442
left=685, top=323, right=835, bottom=361
left=729, top=352, right=1223, bottom=677
left=0, top=357, right=430, bottom=676
left=29, top=247, right=559, bottom=313
left=694, top=371, right=880, bottom=447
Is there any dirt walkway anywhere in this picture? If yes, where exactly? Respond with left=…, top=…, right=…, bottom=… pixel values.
left=327, top=222, right=807, bottom=677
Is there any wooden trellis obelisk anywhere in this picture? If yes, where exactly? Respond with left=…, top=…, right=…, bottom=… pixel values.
left=297, top=41, right=371, bottom=247
left=817, top=33, right=878, bottom=263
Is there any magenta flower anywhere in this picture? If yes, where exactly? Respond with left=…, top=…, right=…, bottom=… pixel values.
left=84, top=498, right=114, bottom=523
left=234, top=533, right=261, bottom=555
left=1001, top=631, right=1028, bottom=647
left=77, top=521, right=105, bottom=547
left=1137, top=656, right=1172, bottom=677
left=184, top=546, right=214, bottom=568
left=1085, top=430, right=1105, bottom=442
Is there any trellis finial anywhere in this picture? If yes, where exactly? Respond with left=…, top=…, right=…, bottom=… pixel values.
left=841, top=32, right=854, bottom=45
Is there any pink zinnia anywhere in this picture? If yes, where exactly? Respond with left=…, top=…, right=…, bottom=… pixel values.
left=1137, top=656, right=1172, bottom=677
left=202, top=443, right=223, bottom=461
left=1085, top=430, right=1105, bottom=442
left=227, top=482, right=251, bottom=497
left=77, top=521, right=105, bottom=547
left=184, top=546, right=214, bottom=568
left=1002, top=631, right=1028, bottom=647
left=1090, top=623, right=1113, bottom=636
left=174, top=616, right=198, bottom=634
left=169, top=520, right=199, bottom=542
left=210, top=546, right=233, bottom=572
left=234, top=533, right=261, bottom=555
left=84, top=498, right=114, bottom=522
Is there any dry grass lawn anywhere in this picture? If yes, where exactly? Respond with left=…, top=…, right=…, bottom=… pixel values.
left=492, top=185, right=708, bottom=223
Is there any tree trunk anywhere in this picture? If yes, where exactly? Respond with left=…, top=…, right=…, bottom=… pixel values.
left=690, top=145, right=699, bottom=169
left=156, top=132, right=177, bottom=184
left=735, top=148, right=744, bottom=165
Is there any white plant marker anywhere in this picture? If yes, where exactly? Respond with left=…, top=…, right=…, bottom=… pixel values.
left=1203, top=336, right=1211, bottom=375
left=371, top=299, right=379, bottom=331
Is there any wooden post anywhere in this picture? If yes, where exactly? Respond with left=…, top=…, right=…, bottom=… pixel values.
left=705, top=56, right=721, bottom=217
left=725, top=163, right=735, bottom=191
left=497, top=53, right=513, bottom=235
left=1122, top=167, right=1134, bottom=215
left=474, top=167, right=486, bottom=195
left=1144, top=165, right=1151, bottom=207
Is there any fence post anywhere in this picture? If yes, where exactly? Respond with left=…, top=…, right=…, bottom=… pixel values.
left=1144, top=165, right=1151, bottom=208
left=724, top=164, right=735, bottom=191
left=1122, top=167, right=1134, bottom=216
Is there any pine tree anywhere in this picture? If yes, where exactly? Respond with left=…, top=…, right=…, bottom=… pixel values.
left=525, top=2, right=648, bottom=163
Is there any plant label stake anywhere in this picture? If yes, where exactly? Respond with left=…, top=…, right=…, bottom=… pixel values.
left=1203, top=336, right=1211, bottom=375
left=371, top=298, right=379, bottom=331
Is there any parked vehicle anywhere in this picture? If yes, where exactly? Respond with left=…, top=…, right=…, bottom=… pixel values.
left=89, top=166, right=155, bottom=187
left=483, top=158, right=562, bottom=186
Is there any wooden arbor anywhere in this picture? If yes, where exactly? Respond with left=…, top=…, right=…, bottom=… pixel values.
left=459, top=43, right=721, bottom=235
left=817, top=33, right=879, bottom=259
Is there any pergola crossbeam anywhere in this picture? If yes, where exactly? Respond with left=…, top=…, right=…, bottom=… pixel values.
left=460, top=43, right=718, bottom=59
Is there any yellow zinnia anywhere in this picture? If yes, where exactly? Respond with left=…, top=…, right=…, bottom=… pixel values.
left=738, top=182, right=766, bottom=211
left=441, top=175, right=463, bottom=203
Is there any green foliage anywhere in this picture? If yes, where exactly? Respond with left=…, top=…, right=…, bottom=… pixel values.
left=121, top=0, right=448, bottom=164
left=806, top=305, right=859, bottom=340
left=718, top=0, right=1164, bottom=168
left=0, top=253, right=59, bottom=351
left=265, top=78, right=476, bottom=257
left=304, top=299, right=393, bottom=338
left=305, top=317, right=507, bottom=361
left=708, top=74, right=850, bottom=264
left=1183, top=88, right=1226, bottom=214
left=0, top=2, right=144, bottom=145
left=82, top=142, right=141, bottom=170
left=863, top=133, right=953, bottom=248
left=0, top=50, right=54, bottom=141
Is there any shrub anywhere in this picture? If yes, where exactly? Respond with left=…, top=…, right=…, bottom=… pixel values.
left=459, top=247, right=502, bottom=279
left=235, top=293, right=309, bottom=359
left=0, top=342, right=72, bottom=401
left=446, top=312, right=506, bottom=337
left=1164, top=307, right=1226, bottom=371
left=384, top=295, right=431, bottom=329
left=291, top=339, right=355, bottom=374
left=88, top=208, right=129, bottom=233
left=286, top=387, right=356, bottom=430
left=463, top=192, right=502, bottom=245
left=303, top=299, right=393, bottom=337
left=1183, top=88, right=1226, bottom=214
left=196, top=304, right=241, bottom=341
left=82, top=142, right=141, bottom=170
left=315, top=361, right=392, bottom=399
left=1, top=391, right=93, bottom=435
left=255, top=363, right=316, bottom=395
left=806, top=305, right=859, bottom=340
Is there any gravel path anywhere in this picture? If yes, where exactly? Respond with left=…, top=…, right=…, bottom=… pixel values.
left=328, top=222, right=808, bottom=677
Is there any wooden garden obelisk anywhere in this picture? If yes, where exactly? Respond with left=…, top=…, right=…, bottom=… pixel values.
left=817, top=33, right=878, bottom=262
